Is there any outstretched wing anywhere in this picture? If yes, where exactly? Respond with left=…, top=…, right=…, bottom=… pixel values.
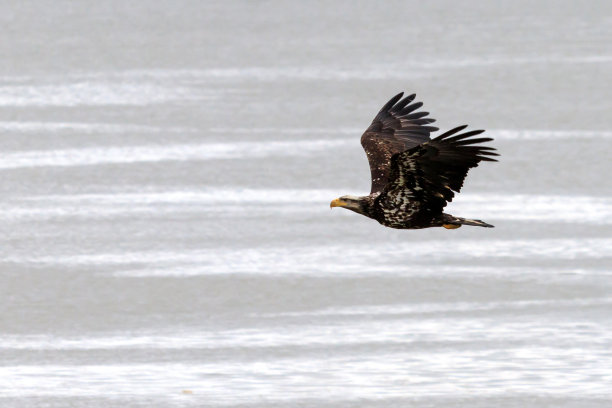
left=376, top=125, right=498, bottom=224
left=360, top=92, right=439, bottom=194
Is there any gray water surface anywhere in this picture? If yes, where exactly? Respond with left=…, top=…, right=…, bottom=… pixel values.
left=1, top=1, right=611, bottom=407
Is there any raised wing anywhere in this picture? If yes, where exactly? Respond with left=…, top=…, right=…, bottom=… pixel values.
left=376, top=125, right=498, bottom=224
left=361, top=92, right=439, bottom=194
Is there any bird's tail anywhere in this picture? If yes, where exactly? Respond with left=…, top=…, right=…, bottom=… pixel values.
left=441, top=214, right=494, bottom=229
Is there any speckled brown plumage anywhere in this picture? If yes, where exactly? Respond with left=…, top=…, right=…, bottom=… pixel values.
left=332, top=92, right=498, bottom=230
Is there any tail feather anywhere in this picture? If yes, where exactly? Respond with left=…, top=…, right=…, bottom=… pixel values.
left=442, top=214, right=494, bottom=228
left=457, top=217, right=494, bottom=228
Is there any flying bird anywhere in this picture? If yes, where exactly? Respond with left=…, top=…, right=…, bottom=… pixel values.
left=330, top=92, right=498, bottom=229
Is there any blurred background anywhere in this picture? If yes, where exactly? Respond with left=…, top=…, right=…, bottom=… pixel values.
left=0, top=1, right=611, bottom=407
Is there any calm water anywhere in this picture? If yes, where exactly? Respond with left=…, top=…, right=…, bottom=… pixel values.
left=1, top=1, right=611, bottom=407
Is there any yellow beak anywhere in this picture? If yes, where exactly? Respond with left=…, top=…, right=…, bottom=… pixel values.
left=330, top=198, right=347, bottom=208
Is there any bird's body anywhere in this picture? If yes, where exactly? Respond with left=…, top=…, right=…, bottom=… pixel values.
left=330, top=92, right=498, bottom=230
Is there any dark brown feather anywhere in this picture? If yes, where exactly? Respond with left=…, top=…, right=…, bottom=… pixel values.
left=360, top=92, right=438, bottom=194
left=372, top=125, right=497, bottom=228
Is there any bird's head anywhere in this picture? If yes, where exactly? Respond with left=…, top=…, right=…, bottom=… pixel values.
left=330, top=195, right=368, bottom=216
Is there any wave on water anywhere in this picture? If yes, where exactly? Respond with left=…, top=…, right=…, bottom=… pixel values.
left=5, top=236, right=611, bottom=274
left=1, top=127, right=609, bottom=169
left=5, top=190, right=612, bottom=225
left=0, top=82, right=208, bottom=107
left=0, top=140, right=349, bottom=170
left=210, top=127, right=612, bottom=140
left=259, top=296, right=612, bottom=318
left=2, top=299, right=611, bottom=350
left=0, top=121, right=191, bottom=134
left=0, top=53, right=608, bottom=107
left=1, top=344, right=610, bottom=400
left=6, top=54, right=611, bottom=83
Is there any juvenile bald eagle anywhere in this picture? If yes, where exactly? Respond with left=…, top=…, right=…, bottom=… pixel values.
left=330, top=92, right=498, bottom=229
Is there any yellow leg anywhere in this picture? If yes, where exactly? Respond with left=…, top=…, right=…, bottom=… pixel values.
left=443, top=224, right=462, bottom=229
